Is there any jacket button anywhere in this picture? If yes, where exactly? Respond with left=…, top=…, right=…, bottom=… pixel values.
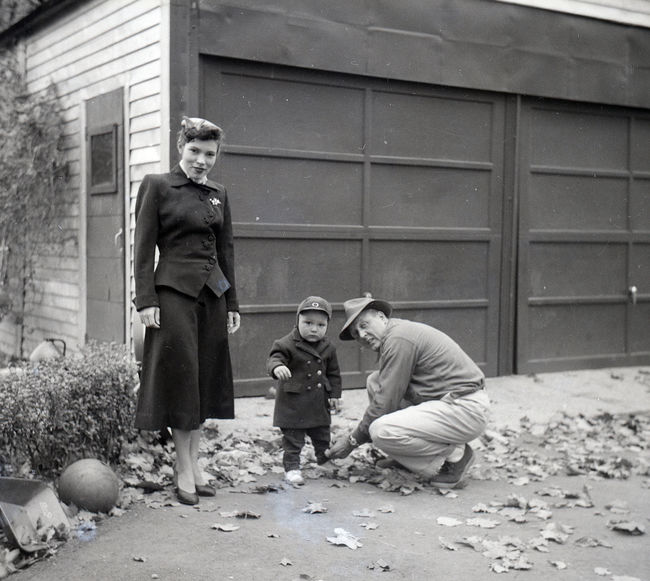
left=317, top=383, right=322, bottom=388
left=307, top=373, right=312, bottom=378
left=306, top=386, right=312, bottom=391
left=316, top=370, right=322, bottom=376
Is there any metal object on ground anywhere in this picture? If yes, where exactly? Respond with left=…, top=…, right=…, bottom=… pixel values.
left=0, top=477, right=70, bottom=552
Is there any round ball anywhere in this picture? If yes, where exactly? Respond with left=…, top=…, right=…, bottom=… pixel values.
left=58, top=459, right=120, bottom=513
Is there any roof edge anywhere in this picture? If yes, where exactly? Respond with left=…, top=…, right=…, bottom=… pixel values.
left=0, top=0, right=87, bottom=47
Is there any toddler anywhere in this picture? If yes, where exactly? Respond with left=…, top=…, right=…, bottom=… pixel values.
left=266, top=296, right=342, bottom=485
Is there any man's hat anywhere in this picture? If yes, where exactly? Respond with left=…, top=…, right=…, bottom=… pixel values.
left=339, top=295, right=392, bottom=341
left=297, top=296, right=332, bottom=318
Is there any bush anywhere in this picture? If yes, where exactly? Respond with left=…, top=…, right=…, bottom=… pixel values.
left=0, top=341, right=139, bottom=478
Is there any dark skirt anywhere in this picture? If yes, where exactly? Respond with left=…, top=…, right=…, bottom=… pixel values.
left=135, top=285, right=235, bottom=431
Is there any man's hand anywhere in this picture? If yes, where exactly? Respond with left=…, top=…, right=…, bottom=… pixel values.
left=227, top=311, right=241, bottom=334
left=325, top=434, right=355, bottom=459
left=273, top=365, right=292, bottom=380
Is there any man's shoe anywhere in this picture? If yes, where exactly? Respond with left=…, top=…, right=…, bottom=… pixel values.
left=375, top=457, right=408, bottom=470
left=429, top=445, right=475, bottom=489
left=285, top=469, right=305, bottom=485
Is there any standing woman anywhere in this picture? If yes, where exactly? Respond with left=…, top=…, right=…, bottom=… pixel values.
left=133, top=117, right=240, bottom=505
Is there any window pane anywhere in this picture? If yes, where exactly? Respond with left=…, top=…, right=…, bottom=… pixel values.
left=91, top=131, right=115, bottom=188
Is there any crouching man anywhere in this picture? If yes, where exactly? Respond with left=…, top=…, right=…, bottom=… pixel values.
left=326, top=296, right=490, bottom=489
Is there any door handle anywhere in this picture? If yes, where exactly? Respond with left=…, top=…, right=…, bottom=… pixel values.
left=114, top=227, right=123, bottom=253
left=628, top=285, right=638, bottom=305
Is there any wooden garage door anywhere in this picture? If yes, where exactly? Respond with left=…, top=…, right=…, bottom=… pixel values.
left=202, top=58, right=506, bottom=395
left=517, top=100, right=650, bottom=373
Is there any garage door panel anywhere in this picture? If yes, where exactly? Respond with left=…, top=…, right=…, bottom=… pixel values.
left=631, top=304, right=650, bottom=355
left=369, top=241, right=489, bottom=301
left=530, top=109, right=628, bottom=168
left=370, top=165, right=491, bottom=228
left=631, top=179, right=650, bottom=232
left=223, top=155, right=363, bottom=225
left=529, top=175, right=628, bottom=230
left=631, top=119, right=650, bottom=170
left=630, top=244, right=650, bottom=290
left=371, top=92, right=494, bottom=161
left=212, top=73, right=365, bottom=152
left=236, top=239, right=361, bottom=304
left=528, top=243, right=626, bottom=297
left=528, top=304, right=626, bottom=360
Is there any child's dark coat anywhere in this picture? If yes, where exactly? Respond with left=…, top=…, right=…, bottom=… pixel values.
left=267, top=328, right=342, bottom=428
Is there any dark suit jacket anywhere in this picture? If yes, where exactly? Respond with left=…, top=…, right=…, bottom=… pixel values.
left=133, top=165, right=238, bottom=312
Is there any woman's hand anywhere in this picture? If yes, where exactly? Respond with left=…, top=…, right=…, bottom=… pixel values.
left=227, top=311, right=241, bottom=334
left=139, top=306, right=160, bottom=329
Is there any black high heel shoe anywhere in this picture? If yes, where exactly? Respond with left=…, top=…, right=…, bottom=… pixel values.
left=172, top=469, right=199, bottom=505
left=176, top=487, right=199, bottom=505
left=195, top=483, right=216, bottom=497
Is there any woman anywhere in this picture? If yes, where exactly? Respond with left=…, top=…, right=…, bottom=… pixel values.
left=133, top=117, right=240, bottom=505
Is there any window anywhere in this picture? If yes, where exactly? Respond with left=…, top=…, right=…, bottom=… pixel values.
left=89, top=124, right=117, bottom=194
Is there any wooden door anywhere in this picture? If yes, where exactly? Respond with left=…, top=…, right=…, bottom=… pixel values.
left=517, top=99, right=650, bottom=372
left=85, top=88, right=125, bottom=343
left=201, top=58, right=506, bottom=394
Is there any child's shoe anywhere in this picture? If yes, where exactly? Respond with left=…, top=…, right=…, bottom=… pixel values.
left=285, top=469, right=305, bottom=485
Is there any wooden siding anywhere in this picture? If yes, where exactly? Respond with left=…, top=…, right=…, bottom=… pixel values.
left=0, top=0, right=165, bottom=358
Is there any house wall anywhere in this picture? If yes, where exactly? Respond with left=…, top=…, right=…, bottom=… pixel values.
left=0, top=0, right=168, bottom=357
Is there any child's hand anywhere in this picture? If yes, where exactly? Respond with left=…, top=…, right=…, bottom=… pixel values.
left=273, top=365, right=292, bottom=380
left=328, top=398, right=341, bottom=414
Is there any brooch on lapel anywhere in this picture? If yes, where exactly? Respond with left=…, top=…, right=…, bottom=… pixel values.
left=209, top=197, right=221, bottom=207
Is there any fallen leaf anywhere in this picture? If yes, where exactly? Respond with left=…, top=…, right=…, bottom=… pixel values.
left=326, top=528, right=363, bottom=550
left=132, top=555, right=146, bottom=563
left=437, top=516, right=463, bottom=527
left=302, top=502, right=328, bottom=514
left=608, top=520, right=646, bottom=535
left=574, top=536, right=613, bottom=548
left=279, top=557, right=293, bottom=566
left=211, top=523, right=240, bottom=532
left=550, top=560, right=567, bottom=569
left=439, top=537, right=458, bottom=551
left=359, top=522, right=378, bottom=530
left=375, top=559, right=391, bottom=571
left=377, top=505, right=395, bottom=513
left=466, top=517, right=500, bottom=529
left=594, top=567, right=611, bottom=576
left=352, top=509, right=375, bottom=518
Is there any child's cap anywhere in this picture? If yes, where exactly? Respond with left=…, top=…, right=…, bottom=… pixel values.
left=297, top=296, right=332, bottom=319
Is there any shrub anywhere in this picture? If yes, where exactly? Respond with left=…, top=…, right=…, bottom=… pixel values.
left=0, top=341, right=139, bottom=478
